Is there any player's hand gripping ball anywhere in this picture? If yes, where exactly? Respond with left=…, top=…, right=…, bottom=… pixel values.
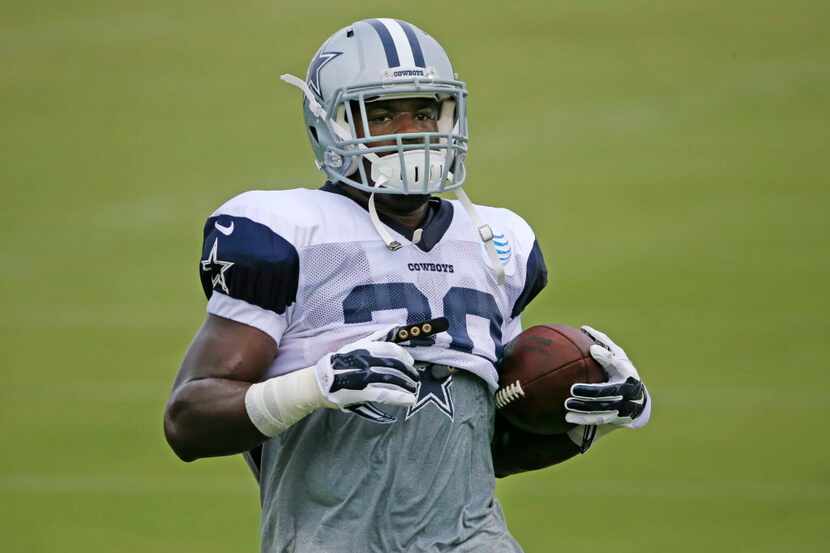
left=564, top=325, right=649, bottom=428
left=496, top=325, right=607, bottom=435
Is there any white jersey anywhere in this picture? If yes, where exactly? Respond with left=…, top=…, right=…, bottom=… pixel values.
left=199, top=184, right=547, bottom=392
left=198, top=183, right=548, bottom=552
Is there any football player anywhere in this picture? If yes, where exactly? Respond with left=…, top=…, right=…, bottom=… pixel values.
left=164, top=18, right=651, bottom=552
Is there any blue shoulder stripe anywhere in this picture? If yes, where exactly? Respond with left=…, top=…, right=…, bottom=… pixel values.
left=200, top=215, right=299, bottom=315
left=511, top=239, right=548, bottom=318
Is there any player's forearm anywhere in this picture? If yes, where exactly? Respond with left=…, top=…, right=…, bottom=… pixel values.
left=164, top=378, right=265, bottom=462
left=491, top=415, right=580, bottom=478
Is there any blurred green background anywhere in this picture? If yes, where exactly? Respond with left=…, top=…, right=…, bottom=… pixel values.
left=2, top=1, right=828, bottom=551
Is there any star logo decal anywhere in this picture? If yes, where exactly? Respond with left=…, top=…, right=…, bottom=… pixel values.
left=307, top=51, right=342, bottom=99
left=406, top=365, right=455, bottom=421
left=200, top=238, right=234, bottom=294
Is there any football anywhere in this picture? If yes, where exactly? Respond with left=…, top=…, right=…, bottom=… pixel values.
left=496, top=324, right=607, bottom=435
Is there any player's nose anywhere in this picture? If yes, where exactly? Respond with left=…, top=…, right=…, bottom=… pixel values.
left=392, top=113, right=415, bottom=133
left=394, top=113, right=432, bottom=144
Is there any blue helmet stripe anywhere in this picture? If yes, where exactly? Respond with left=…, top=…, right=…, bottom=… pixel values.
left=396, top=20, right=426, bottom=68
left=367, top=19, right=399, bottom=67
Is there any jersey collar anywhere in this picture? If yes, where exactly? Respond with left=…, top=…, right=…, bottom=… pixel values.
left=321, top=182, right=454, bottom=252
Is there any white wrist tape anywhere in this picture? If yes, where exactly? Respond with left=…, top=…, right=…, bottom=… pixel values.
left=244, top=367, right=336, bottom=437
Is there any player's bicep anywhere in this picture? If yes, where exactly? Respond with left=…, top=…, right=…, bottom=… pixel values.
left=174, top=314, right=278, bottom=388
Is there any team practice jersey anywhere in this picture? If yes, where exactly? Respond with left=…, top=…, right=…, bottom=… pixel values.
left=198, top=184, right=547, bottom=552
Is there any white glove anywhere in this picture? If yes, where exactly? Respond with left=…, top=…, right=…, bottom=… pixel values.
left=314, top=328, right=419, bottom=409
left=564, top=325, right=651, bottom=429
left=245, top=327, right=419, bottom=437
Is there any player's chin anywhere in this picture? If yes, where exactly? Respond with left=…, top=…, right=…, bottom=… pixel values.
left=374, top=192, right=431, bottom=214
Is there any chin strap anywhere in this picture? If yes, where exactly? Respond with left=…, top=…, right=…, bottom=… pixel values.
left=368, top=192, right=403, bottom=251
left=367, top=191, right=423, bottom=252
left=454, top=187, right=506, bottom=285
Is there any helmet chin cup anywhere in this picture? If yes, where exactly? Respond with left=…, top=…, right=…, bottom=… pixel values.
left=369, top=150, right=452, bottom=194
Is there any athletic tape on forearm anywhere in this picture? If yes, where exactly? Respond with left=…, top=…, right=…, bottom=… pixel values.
left=244, top=367, right=335, bottom=437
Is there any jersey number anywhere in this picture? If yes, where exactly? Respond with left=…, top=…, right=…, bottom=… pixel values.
left=343, top=283, right=503, bottom=357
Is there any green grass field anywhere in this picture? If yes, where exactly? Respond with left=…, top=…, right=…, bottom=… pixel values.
left=2, top=1, right=828, bottom=551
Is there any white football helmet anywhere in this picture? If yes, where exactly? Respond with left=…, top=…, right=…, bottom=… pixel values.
left=282, top=18, right=468, bottom=195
